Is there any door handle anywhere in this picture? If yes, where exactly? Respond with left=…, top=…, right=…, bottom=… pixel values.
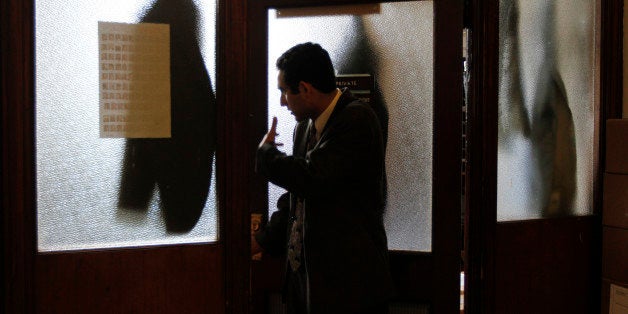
left=251, top=213, right=263, bottom=260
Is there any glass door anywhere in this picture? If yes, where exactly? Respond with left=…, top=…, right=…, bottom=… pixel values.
left=249, top=1, right=463, bottom=312
left=466, top=0, right=606, bottom=313
left=31, top=0, right=225, bottom=312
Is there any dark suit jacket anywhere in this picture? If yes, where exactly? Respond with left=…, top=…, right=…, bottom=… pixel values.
left=256, top=89, right=394, bottom=313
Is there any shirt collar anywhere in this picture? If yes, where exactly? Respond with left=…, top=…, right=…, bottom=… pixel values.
left=313, top=88, right=341, bottom=140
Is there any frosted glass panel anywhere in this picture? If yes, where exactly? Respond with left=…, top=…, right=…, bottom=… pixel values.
left=268, top=1, right=433, bottom=251
left=497, top=0, right=598, bottom=220
left=36, top=0, right=218, bottom=251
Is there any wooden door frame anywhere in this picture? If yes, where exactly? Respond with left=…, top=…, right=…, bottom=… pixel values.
left=2, top=0, right=36, bottom=312
left=220, top=0, right=253, bottom=313
left=247, top=0, right=462, bottom=313
left=465, top=0, right=623, bottom=313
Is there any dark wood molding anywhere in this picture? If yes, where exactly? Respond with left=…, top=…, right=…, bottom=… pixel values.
left=597, top=1, right=623, bottom=311
left=36, top=245, right=225, bottom=313
left=466, top=0, right=499, bottom=313
left=219, top=1, right=253, bottom=313
left=601, top=0, right=623, bottom=121
left=432, top=0, right=463, bottom=313
left=598, top=0, right=624, bottom=225
left=599, top=0, right=624, bottom=213
left=495, top=217, right=600, bottom=314
left=247, top=3, right=271, bottom=314
left=1, top=0, right=36, bottom=313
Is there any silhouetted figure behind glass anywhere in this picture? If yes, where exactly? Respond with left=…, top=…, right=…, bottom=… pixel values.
left=336, top=16, right=389, bottom=207
left=118, top=0, right=216, bottom=233
left=498, top=0, right=576, bottom=217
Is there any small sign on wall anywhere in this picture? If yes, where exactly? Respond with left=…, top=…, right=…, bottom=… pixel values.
left=336, top=74, right=374, bottom=104
left=98, top=21, right=171, bottom=138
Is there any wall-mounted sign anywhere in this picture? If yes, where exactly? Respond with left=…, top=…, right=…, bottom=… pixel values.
left=98, top=21, right=171, bottom=138
left=336, top=74, right=374, bottom=104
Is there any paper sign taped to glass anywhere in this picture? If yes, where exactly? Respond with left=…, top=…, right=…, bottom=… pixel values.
left=98, top=21, right=171, bottom=138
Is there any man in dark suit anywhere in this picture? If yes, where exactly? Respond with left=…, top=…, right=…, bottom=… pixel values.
left=254, top=42, right=394, bottom=314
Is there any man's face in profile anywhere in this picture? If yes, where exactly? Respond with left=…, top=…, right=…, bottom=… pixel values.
left=278, top=71, right=309, bottom=122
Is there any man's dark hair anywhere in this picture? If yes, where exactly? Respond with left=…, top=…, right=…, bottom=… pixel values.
left=276, top=42, right=336, bottom=94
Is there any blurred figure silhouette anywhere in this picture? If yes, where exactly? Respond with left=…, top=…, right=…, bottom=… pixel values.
left=336, top=17, right=388, bottom=149
left=336, top=16, right=389, bottom=207
left=498, top=0, right=576, bottom=217
left=118, top=0, right=216, bottom=233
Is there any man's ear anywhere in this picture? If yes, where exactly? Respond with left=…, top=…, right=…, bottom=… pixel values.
left=298, top=81, right=312, bottom=96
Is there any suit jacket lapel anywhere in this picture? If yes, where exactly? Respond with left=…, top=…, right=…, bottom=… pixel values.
left=318, top=88, right=355, bottom=143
